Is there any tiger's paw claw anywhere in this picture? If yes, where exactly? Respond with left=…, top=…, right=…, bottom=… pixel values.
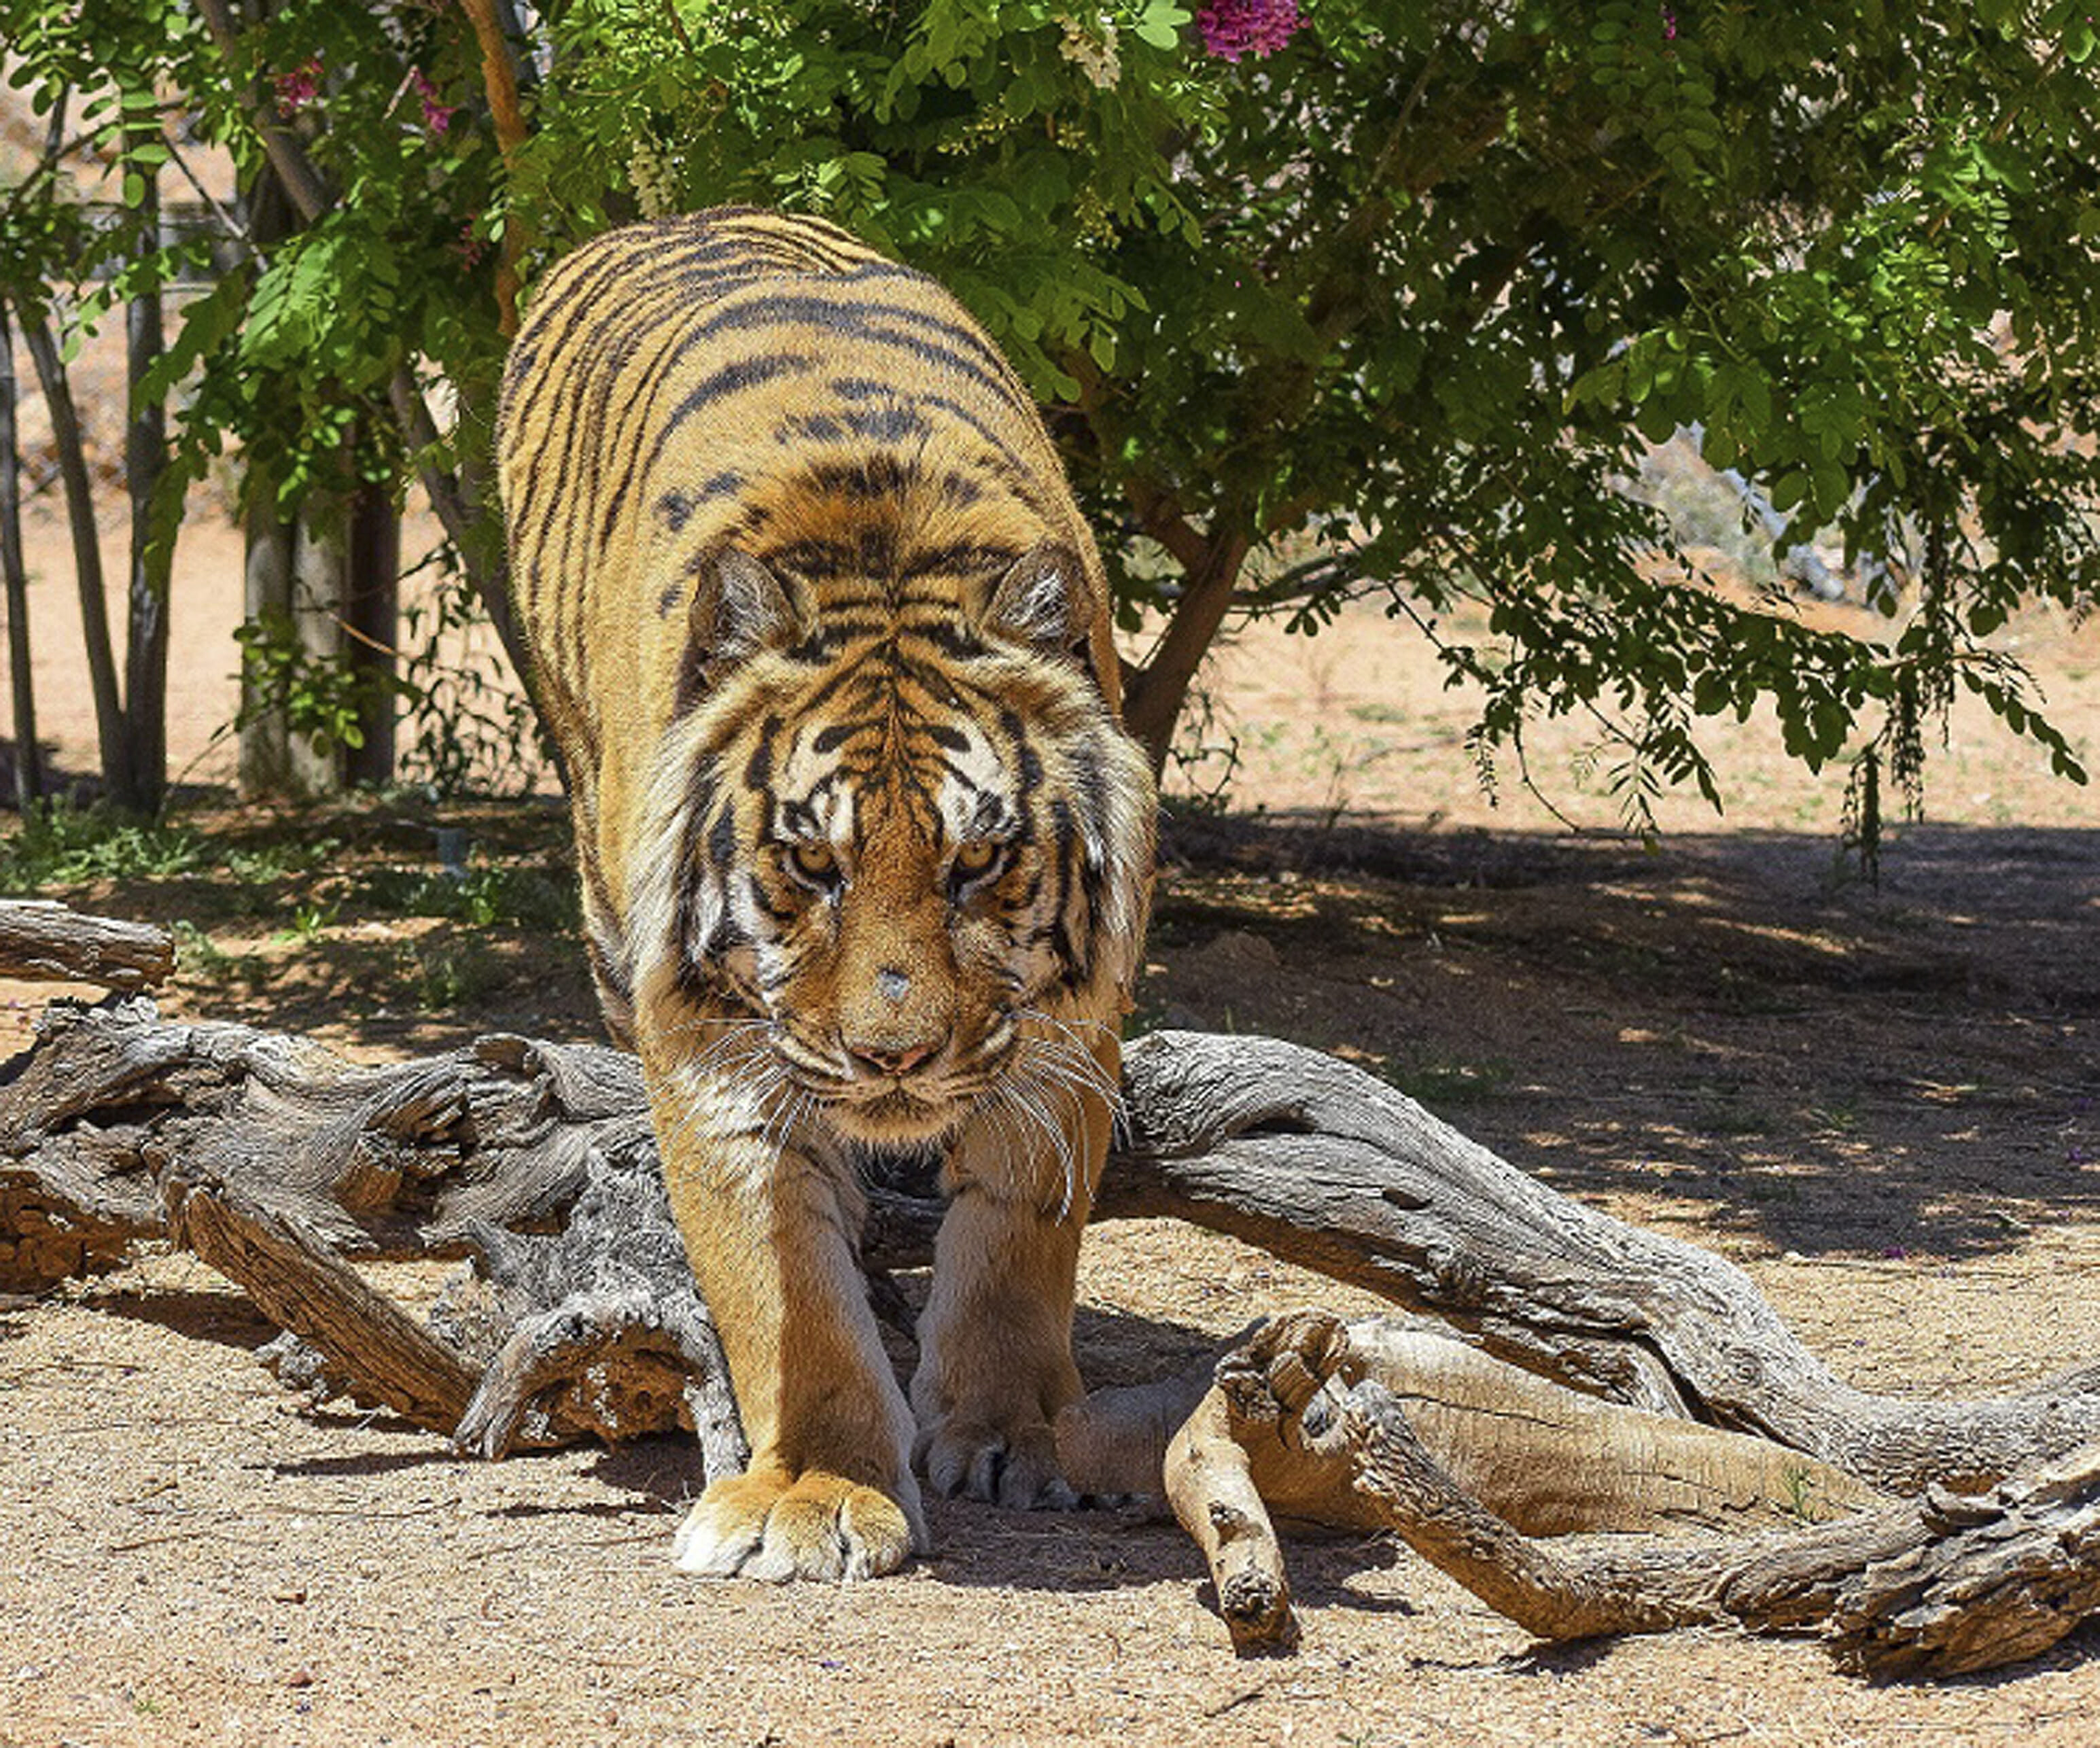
left=671, top=1468, right=924, bottom=1582
left=915, top=1420, right=1077, bottom=1509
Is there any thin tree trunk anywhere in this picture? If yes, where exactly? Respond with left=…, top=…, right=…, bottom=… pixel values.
left=18, top=307, right=126, bottom=805
left=345, top=472, right=398, bottom=788
left=1121, top=531, right=1253, bottom=772
left=0, top=299, right=43, bottom=807
left=237, top=162, right=293, bottom=799
left=288, top=508, right=347, bottom=798
left=120, top=135, right=169, bottom=815
left=239, top=482, right=295, bottom=799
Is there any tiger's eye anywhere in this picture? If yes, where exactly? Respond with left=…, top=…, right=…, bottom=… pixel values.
left=788, top=840, right=839, bottom=884
left=952, top=839, right=1001, bottom=879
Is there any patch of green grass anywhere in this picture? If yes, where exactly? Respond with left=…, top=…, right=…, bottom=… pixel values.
left=355, top=862, right=576, bottom=932
left=169, top=920, right=267, bottom=992
left=398, top=936, right=510, bottom=1010
left=1375, top=1054, right=1516, bottom=1104
left=0, top=802, right=209, bottom=890
left=0, top=801, right=338, bottom=896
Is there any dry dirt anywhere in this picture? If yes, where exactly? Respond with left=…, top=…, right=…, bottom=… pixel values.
left=3, top=495, right=2099, bottom=1747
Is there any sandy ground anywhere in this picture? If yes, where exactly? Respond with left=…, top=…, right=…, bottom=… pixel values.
left=3, top=487, right=2099, bottom=1745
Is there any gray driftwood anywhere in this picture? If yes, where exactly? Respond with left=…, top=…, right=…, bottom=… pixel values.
left=7, top=992, right=2100, bottom=1675
left=1152, top=1310, right=2100, bottom=1676
left=0, top=898, right=174, bottom=990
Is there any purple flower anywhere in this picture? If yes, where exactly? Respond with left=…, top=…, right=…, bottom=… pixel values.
left=274, top=58, right=322, bottom=118
left=1197, top=0, right=1302, bottom=63
left=410, top=68, right=459, bottom=135
left=1661, top=5, right=1678, bottom=40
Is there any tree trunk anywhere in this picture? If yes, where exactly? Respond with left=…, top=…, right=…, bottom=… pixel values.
left=238, top=487, right=296, bottom=798
left=344, top=473, right=398, bottom=788
left=287, top=508, right=347, bottom=797
left=18, top=307, right=126, bottom=805
left=0, top=299, right=43, bottom=807
left=1119, top=531, right=1253, bottom=775
left=119, top=136, right=170, bottom=816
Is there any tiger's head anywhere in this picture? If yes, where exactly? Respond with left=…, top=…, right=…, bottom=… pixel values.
left=627, top=535, right=1155, bottom=1155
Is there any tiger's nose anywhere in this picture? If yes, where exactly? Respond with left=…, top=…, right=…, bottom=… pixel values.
left=845, top=1037, right=939, bottom=1079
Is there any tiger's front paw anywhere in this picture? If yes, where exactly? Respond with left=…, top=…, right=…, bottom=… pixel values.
left=671, top=1467, right=925, bottom=1581
left=915, top=1417, right=1079, bottom=1510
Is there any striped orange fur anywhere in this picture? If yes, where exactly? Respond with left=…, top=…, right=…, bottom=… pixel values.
left=497, top=208, right=1155, bottom=1580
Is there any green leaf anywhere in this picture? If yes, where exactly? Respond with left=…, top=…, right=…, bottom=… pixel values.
left=1134, top=2, right=1193, bottom=50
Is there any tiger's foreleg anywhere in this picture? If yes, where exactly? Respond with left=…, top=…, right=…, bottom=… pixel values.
left=909, top=1032, right=1118, bottom=1508
left=643, top=1048, right=927, bottom=1581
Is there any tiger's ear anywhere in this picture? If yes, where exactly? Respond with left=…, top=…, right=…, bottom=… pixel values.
left=694, top=548, right=805, bottom=661
left=983, top=542, right=1091, bottom=654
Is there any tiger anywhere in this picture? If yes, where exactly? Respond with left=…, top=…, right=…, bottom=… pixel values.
left=495, top=207, right=1156, bottom=1581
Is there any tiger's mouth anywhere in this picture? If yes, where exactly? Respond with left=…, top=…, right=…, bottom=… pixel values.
left=832, top=1081, right=960, bottom=1142
left=802, top=1047, right=1013, bottom=1146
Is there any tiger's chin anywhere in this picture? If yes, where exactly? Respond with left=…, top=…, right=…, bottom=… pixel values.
left=820, top=1083, right=970, bottom=1149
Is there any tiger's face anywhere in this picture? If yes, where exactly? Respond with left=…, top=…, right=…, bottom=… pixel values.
left=735, top=684, right=1068, bottom=1144
left=634, top=554, right=1153, bottom=1153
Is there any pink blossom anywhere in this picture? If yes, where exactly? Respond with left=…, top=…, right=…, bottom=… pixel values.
left=273, top=58, right=322, bottom=118
left=1197, top=0, right=1301, bottom=63
left=410, top=68, right=459, bottom=135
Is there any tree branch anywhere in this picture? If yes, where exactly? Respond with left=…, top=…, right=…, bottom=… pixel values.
left=456, top=0, right=529, bottom=336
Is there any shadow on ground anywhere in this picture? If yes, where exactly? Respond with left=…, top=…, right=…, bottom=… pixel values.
left=1144, top=812, right=2099, bottom=1263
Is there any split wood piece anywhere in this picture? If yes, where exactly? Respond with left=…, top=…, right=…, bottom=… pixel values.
left=0, top=899, right=173, bottom=990
left=1165, top=1382, right=1298, bottom=1654
left=162, top=1164, right=482, bottom=1433
left=1183, top=1311, right=2100, bottom=1676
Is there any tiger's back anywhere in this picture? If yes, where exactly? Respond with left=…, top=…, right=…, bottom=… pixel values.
left=496, top=208, right=1155, bottom=1582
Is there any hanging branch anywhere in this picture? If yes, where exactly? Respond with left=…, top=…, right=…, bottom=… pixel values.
left=457, top=0, right=529, bottom=336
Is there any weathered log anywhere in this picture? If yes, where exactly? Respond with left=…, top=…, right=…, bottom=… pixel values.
left=1103, top=1031, right=2100, bottom=1496
left=0, top=898, right=173, bottom=990
left=1157, top=1313, right=2100, bottom=1674
left=1134, top=1311, right=1885, bottom=1656
left=0, top=999, right=740, bottom=1466
left=1344, top=1377, right=2100, bottom=1678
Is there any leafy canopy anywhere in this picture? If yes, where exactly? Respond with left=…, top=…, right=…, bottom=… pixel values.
left=4, top=0, right=2095, bottom=837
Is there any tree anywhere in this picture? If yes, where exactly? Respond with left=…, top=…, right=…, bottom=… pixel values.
left=1, top=7, right=198, bottom=813
left=5, top=2, right=2096, bottom=835
left=509, top=0, right=2098, bottom=843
